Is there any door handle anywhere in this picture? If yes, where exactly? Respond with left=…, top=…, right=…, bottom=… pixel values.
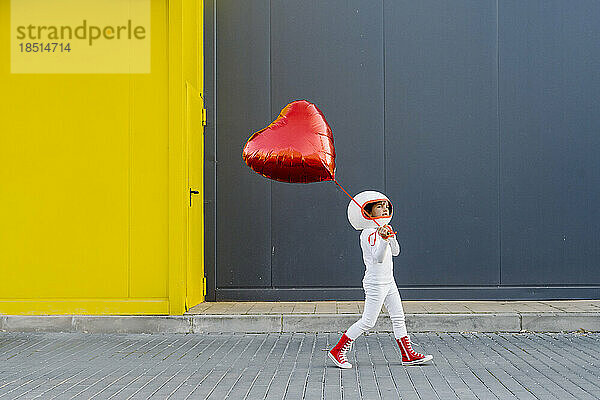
left=190, top=189, right=200, bottom=206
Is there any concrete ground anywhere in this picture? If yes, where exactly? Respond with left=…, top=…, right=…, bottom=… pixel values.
left=0, top=332, right=598, bottom=399
left=2, top=300, right=600, bottom=334
left=186, top=300, right=600, bottom=334
left=187, top=300, right=600, bottom=315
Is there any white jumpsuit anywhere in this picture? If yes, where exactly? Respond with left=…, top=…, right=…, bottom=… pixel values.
left=345, top=194, right=408, bottom=340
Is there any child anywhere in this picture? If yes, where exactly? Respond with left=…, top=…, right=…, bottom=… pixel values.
left=328, top=190, right=433, bottom=368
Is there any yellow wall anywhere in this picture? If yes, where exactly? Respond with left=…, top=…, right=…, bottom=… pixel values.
left=0, top=0, right=204, bottom=315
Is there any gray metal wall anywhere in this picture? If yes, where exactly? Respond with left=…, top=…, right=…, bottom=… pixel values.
left=203, top=0, right=600, bottom=300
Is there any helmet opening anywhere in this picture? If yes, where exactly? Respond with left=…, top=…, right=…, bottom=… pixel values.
left=361, top=198, right=393, bottom=220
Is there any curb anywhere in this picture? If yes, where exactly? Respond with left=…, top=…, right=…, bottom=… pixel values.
left=1, top=313, right=599, bottom=334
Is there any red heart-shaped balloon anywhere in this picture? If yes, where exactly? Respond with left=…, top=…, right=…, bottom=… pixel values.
left=242, top=100, right=336, bottom=183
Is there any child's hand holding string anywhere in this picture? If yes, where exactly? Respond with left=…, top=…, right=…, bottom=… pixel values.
left=377, top=225, right=395, bottom=240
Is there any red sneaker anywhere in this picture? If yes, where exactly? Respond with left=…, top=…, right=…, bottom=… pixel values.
left=396, top=336, right=433, bottom=365
left=328, top=333, right=353, bottom=369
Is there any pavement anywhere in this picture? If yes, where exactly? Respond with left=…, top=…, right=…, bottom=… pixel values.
left=2, top=300, right=599, bottom=334
left=0, top=331, right=598, bottom=399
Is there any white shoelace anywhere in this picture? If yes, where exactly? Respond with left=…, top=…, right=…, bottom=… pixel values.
left=340, top=341, right=352, bottom=362
left=399, top=337, right=424, bottom=359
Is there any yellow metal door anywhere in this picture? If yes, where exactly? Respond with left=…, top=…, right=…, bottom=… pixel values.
left=0, top=0, right=171, bottom=315
left=186, top=82, right=205, bottom=308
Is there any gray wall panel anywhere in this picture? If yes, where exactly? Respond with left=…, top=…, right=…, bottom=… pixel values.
left=500, top=0, right=600, bottom=285
left=210, top=0, right=600, bottom=299
left=270, top=0, right=384, bottom=286
left=384, top=0, right=500, bottom=285
left=204, top=0, right=216, bottom=300
left=216, top=0, right=272, bottom=287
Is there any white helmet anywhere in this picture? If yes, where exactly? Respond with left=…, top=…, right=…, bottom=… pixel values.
left=347, top=190, right=393, bottom=230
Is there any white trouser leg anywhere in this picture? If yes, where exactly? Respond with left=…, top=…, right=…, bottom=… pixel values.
left=383, top=282, right=408, bottom=338
left=346, top=282, right=387, bottom=340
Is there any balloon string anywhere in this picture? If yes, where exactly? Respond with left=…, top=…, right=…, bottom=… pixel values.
left=332, top=178, right=365, bottom=215
left=332, top=178, right=396, bottom=238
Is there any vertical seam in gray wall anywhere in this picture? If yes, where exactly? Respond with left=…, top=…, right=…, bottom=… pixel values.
left=382, top=0, right=386, bottom=192
left=203, top=0, right=213, bottom=300
left=211, top=0, right=218, bottom=299
left=497, top=0, right=502, bottom=285
left=269, top=0, right=273, bottom=288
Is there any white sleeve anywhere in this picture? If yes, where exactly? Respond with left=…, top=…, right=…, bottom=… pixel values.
left=372, top=234, right=389, bottom=263
left=361, top=229, right=391, bottom=263
left=360, top=231, right=372, bottom=266
left=389, top=235, right=400, bottom=256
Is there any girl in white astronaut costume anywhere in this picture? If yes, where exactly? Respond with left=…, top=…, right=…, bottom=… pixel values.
left=328, top=190, right=433, bottom=368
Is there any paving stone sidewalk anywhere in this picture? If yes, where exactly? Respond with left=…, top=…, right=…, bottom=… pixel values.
left=0, top=332, right=598, bottom=399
